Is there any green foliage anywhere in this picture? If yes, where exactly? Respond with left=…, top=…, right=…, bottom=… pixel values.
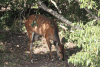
left=0, top=34, right=5, bottom=40
left=0, top=0, right=29, bottom=31
left=79, top=0, right=100, bottom=19
left=80, top=0, right=96, bottom=9
left=0, top=12, right=10, bottom=30
left=0, top=11, right=19, bottom=31
left=0, top=0, right=100, bottom=67
left=0, top=0, right=11, bottom=4
left=67, top=22, right=100, bottom=67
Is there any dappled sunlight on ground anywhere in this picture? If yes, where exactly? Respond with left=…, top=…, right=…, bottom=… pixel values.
left=0, top=32, right=81, bottom=67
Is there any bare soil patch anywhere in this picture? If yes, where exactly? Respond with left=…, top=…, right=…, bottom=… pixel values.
left=0, top=32, right=81, bottom=67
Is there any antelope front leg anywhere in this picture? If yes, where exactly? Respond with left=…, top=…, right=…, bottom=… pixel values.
left=53, top=41, right=60, bottom=60
left=28, top=32, right=34, bottom=63
left=29, top=42, right=33, bottom=63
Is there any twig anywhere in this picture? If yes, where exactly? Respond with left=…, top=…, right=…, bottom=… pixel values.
left=50, top=0, right=61, bottom=14
left=84, top=8, right=100, bottom=21
left=75, top=0, right=100, bottom=21
left=59, top=24, right=68, bottom=31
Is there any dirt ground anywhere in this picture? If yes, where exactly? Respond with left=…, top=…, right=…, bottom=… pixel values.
left=0, top=32, right=81, bottom=67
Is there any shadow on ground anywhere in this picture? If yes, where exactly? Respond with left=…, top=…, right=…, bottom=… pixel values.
left=0, top=32, right=81, bottom=67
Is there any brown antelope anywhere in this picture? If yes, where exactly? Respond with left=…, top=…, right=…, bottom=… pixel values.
left=24, top=14, right=65, bottom=63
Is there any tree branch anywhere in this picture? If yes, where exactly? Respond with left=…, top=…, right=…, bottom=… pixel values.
left=50, top=0, right=61, bottom=13
left=75, top=0, right=100, bottom=21
left=37, top=0, right=82, bottom=30
left=84, top=8, right=100, bottom=20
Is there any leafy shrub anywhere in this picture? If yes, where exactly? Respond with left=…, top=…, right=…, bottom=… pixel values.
left=66, top=22, right=100, bottom=67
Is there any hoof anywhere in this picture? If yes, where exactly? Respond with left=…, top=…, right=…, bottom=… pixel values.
left=51, top=59, right=54, bottom=62
left=31, top=58, right=33, bottom=63
left=59, top=58, right=61, bottom=61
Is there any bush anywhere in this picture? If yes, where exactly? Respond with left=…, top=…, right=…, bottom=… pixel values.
left=66, top=21, right=100, bottom=67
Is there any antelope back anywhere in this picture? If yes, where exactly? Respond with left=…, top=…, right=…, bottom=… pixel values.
left=25, top=14, right=58, bottom=39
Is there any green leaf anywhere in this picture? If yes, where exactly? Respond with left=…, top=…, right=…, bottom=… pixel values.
left=87, top=59, right=91, bottom=66
left=98, top=11, right=100, bottom=17
left=80, top=3, right=84, bottom=8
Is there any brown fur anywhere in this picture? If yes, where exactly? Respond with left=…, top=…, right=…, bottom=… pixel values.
left=25, top=14, right=65, bottom=61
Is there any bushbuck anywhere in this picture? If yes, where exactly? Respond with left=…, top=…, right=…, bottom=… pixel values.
left=24, top=14, right=65, bottom=63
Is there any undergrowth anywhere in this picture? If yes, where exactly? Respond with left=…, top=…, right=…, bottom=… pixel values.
left=63, top=20, right=100, bottom=67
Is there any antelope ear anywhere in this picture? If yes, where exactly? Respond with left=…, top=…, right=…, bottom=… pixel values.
left=61, top=37, right=65, bottom=45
